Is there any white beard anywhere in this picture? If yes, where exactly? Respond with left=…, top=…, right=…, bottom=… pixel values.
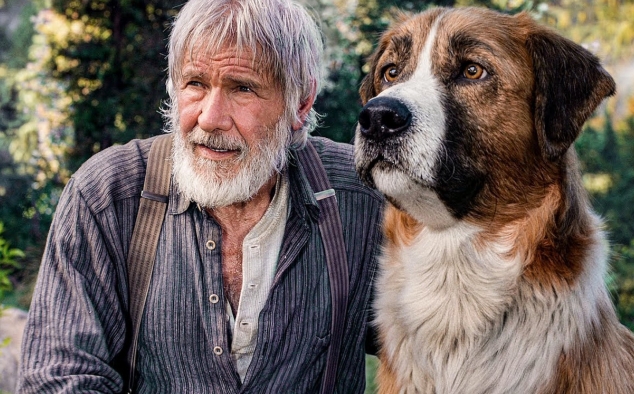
left=171, top=119, right=290, bottom=208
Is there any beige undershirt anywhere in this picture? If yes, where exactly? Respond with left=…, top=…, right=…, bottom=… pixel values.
left=226, top=171, right=289, bottom=382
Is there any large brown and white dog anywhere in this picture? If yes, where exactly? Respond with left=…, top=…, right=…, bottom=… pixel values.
left=354, top=7, right=634, bottom=394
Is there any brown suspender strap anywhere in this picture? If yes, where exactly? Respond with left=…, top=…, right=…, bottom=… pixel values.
left=125, top=133, right=173, bottom=393
left=297, top=141, right=349, bottom=394
left=125, top=136, right=348, bottom=393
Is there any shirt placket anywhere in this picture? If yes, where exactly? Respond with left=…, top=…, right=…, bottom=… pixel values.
left=196, top=212, right=241, bottom=385
left=230, top=241, right=260, bottom=378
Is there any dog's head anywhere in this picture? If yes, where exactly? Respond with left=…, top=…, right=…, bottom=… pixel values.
left=354, top=7, right=615, bottom=230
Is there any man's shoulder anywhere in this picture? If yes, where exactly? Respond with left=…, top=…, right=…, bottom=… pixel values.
left=306, top=136, right=353, bottom=162
left=306, top=136, right=382, bottom=201
left=69, top=136, right=159, bottom=212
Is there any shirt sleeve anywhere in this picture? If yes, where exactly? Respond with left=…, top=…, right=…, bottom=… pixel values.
left=18, top=177, right=128, bottom=394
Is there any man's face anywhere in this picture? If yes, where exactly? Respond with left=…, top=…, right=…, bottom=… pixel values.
left=172, top=45, right=290, bottom=208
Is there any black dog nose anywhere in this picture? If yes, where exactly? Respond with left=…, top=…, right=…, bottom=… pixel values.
left=358, top=97, right=411, bottom=141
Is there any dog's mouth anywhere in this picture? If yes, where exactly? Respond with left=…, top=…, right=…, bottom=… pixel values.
left=355, top=95, right=446, bottom=194
left=356, top=130, right=488, bottom=222
left=356, top=147, right=404, bottom=189
left=357, top=153, right=384, bottom=188
left=357, top=144, right=434, bottom=193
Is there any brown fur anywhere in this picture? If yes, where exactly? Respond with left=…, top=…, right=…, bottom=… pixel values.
left=383, top=204, right=423, bottom=248
left=376, top=328, right=404, bottom=394
left=543, top=308, right=634, bottom=393
left=356, top=7, right=634, bottom=393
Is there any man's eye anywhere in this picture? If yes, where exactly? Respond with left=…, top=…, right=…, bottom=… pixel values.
left=238, top=86, right=253, bottom=93
left=185, top=80, right=204, bottom=88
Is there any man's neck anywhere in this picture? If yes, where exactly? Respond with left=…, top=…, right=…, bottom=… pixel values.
left=205, top=173, right=278, bottom=313
left=205, top=174, right=278, bottom=235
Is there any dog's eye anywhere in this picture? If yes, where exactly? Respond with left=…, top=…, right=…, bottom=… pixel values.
left=463, top=64, right=487, bottom=80
left=383, top=66, right=399, bottom=83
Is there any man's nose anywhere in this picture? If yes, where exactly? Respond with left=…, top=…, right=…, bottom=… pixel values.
left=198, top=90, right=233, bottom=132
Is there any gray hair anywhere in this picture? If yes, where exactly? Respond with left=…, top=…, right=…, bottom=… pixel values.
left=166, top=0, right=324, bottom=148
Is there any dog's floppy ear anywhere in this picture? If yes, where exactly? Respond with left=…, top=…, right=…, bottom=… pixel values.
left=359, top=48, right=383, bottom=105
left=359, top=29, right=395, bottom=105
left=524, top=17, right=616, bottom=161
left=360, top=12, right=413, bottom=105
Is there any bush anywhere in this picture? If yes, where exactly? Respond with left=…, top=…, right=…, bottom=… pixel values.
left=0, top=221, right=23, bottom=305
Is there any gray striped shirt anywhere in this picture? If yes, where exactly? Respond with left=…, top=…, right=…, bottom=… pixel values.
left=18, top=136, right=384, bottom=393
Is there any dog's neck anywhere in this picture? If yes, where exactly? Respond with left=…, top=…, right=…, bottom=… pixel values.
left=380, top=203, right=524, bottom=341
left=376, top=185, right=611, bottom=393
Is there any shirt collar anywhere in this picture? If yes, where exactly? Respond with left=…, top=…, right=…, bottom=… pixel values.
left=287, top=148, right=320, bottom=222
left=169, top=178, right=193, bottom=215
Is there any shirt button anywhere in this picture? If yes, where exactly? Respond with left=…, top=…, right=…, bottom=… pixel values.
left=209, top=294, right=219, bottom=304
left=205, top=240, right=216, bottom=250
left=213, top=346, right=223, bottom=355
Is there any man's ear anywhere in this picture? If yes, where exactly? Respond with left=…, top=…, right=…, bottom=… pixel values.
left=524, top=15, right=616, bottom=161
left=292, top=80, right=317, bottom=131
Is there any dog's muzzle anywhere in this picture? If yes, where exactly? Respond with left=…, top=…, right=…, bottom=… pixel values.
left=358, top=97, right=412, bottom=141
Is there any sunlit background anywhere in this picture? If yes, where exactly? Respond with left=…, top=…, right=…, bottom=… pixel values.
left=0, top=0, right=633, bottom=392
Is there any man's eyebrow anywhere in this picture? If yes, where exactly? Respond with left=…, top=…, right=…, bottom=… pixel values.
left=181, top=68, right=206, bottom=79
left=226, top=75, right=263, bottom=89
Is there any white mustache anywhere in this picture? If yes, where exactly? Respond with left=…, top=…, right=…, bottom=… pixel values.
left=187, top=127, right=248, bottom=154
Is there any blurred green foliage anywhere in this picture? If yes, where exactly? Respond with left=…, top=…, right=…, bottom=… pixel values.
left=576, top=108, right=634, bottom=330
left=39, top=0, right=180, bottom=171
left=0, top=221, right=23, bottom=303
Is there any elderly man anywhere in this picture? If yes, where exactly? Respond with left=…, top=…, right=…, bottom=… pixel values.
left=18, top=0, right=384, bottom=393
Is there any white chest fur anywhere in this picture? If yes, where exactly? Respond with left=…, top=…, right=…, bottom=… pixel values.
left=374, top=221, right=606, bottom=394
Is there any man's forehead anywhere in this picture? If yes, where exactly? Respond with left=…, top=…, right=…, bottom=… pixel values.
left=183, top=41, right=275, bottom=79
